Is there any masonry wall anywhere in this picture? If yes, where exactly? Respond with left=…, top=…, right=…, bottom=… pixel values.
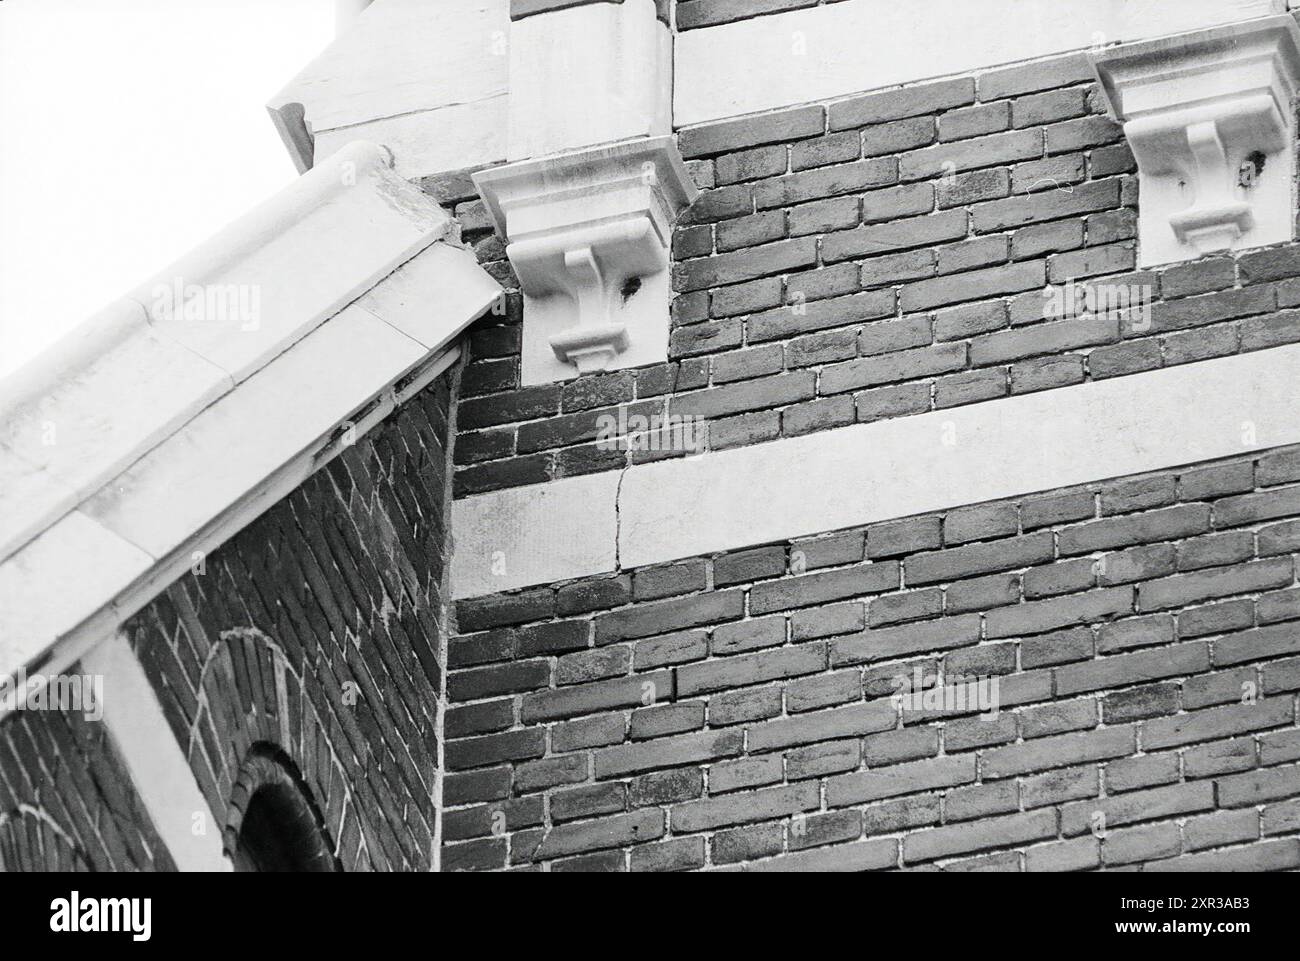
left=121, top=371, right=457, bottom=871
left=448, top=50, right=1300, bottom=498
left=443, top=447, right=1300, bottom=871
left=437, top=42, right=1300, bottom=870
left=0, top=682, right=174, bottom=871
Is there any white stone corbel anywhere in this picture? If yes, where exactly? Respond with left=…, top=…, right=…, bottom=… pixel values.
left=1091, top=14, right=1300, bottom=266
left=473, top=136, right=697, bottom=384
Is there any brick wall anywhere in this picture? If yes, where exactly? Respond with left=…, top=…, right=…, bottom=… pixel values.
left=448, top=51, right=1300, bottom=498
left=122, top=372, right=457, bottom=871
left=442, top=445, right=1300, bottom=870
left=0, top=687, right=174, bottom=871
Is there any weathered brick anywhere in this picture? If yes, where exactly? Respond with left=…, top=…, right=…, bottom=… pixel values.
left=904, top=810, right=1055, bottom=863
left=787, top=738, right=861, bottom=779
left=750, top=562, right=898, bottom=614
left=1143, top=697, right=1294, bottom=750
left=680, top=105, right=824, bottom=158
left=982, top=726, right=1135, bottom=778
left=1061, top=781, right=1213, bottom=836
left=533, top=809, right=664, bottom=861
left=678, top=643, right=826, bottom=696
left=1056, top=642, right=1209, bottom=696
left=629, top=836, right=705, bottom=872
left=673, top=782, right=819, bottom=833
left=446, top=728, right=547, bottom=771
left=831, top=613, right=982, bottom=665
left=829, top=78, right=975, bottom=131
left=827, top=755, right=975, bottom=806
left=709, top=685, right=783, bottom=726
left=629, top=702, right=706, bottom=741
left=972, top=179, right=1119, bottom=233
left=521, top=670, right=675, bottom=723
left=550, top=783, right=627, bottom=823
left=710, top=754, right=784, bottom=794
left=979, top=53, right=1094, bottom=99
left=1138, top=557, right=1293, bottom=612
left=596, top=729, right=744, bottom=778
left=629, top=768, right=705, bottom=807
left=1102, top=822, right=1180, bottom=866
left=1106, top=752, right=1180, bottom=793
left=1025, top=837, right=1098, bottom=872
left=1059, top=505, right=1210, bottom=555
left=985, top=587, right=1132, bottom=639
left=594, top=590, right=745, bottom=643
left=822, top=209, right=968, bottom=262
left=939, top=101, right=1010, bottom=141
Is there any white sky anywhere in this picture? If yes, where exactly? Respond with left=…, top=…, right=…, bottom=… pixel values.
left=0, top=0, right=336, bottom=381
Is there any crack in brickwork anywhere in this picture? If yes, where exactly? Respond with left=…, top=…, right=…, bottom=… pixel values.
left=448, top=51, right=1300, bottom=499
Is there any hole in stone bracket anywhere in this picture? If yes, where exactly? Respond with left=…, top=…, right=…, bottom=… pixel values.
left=620, top=276, right=642, bottom=302
left=1239, top=151, right=1266, bottom=189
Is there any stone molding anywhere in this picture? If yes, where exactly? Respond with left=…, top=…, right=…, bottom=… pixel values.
left=1092, top=14, right=1300, bottom=264
left=474, top=135, right=697, bottom=382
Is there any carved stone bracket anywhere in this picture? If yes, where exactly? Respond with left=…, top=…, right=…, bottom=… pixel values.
left=1091, top=14, right=1300, bottom=265
left=473, top=136, right=697, bottom=384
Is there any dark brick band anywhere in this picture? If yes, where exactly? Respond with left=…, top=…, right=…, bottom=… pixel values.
left=444, top=444, right=1300, bottom=870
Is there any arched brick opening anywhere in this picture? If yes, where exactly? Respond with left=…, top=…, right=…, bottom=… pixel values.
left=226, top=745, right=338, bottom=872
left=178, top=626, right=374, bottom=870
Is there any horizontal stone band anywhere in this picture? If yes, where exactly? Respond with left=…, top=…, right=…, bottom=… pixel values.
left=453, top=344, right=1300, bottom=598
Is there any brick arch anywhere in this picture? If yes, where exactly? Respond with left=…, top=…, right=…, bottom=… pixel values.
left=225, top=745, right=339, bottom=871
left=186, top=626, right=372, bottom=871
left=0, top=806, right=92, bottom=872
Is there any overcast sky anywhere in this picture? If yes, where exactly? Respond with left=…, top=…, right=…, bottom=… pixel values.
left=0, top=0, right=336, bottom=381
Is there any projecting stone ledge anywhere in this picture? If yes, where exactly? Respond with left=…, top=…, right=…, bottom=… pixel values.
left=473, top=135, right=697, bottom=384
left=1091, top=14, right=1300, bottom=266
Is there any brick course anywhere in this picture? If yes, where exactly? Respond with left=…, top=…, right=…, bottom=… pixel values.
left=445, top=446, right=1300, bottom=870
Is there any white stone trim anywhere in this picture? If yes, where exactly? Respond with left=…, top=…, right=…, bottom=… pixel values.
left=0, top=513, right=153, bottom=676
left=505, top=0, right=670, bottom=161
left=0, top=140, right=501, bottom=680
left=1091, top=15, right=1300, bottom=266
left=452, top=344, right=1300, bottom=598
left=81, top=633, right=231, bottom=872
left=674, top=0, right=1287, bottom=129
left=473, top=136, right=697, bottom=383
left=269, top=0, right=509, bottom=176
left=452, top=470, right=621, bottom=598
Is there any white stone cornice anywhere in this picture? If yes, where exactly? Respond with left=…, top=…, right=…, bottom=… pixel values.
left=474, top=135, right=697, bottom=382
left=1091, top=14, right=1300, bottom=265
